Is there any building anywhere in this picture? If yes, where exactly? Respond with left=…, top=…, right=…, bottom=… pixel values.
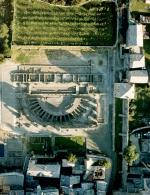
left=114, top=83, right=135, bottom=99
left=127, top=24, right=143, bottom=47
left=0, top=142, right=5, bottom=157
left=127, top=175, right=144, bottom=193
left=61, top=181, right=95, bottom=195
left=0, top=138, right=24, bottom=167
left=24, top=149, right=110, bottom=194
left=113, top=191, right=150, bottom=195
left=26, top=188, right=59, bottom=195
left=123, top=43, right=145, bottom=69
left=0, top=172, right=24, bottom=194
left=27, top=159, right=60, bottom=178
left=145, top=0, right=150, bottom=4
left=128, top=70, right=148, bottom=83
left=96, top=180, right=107, bottom=195
left=128, top=53, right=145, bottom=69
left=0, top=172, right=24, bottom=187
left=141, top=139, right=150, bottom=153
left=140, top=15, right=150, bottom=24
left=60, top=175, right=80, bottom=187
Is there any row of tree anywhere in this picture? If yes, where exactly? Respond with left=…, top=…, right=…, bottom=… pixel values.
left=0, top=0, right=13, bottom=63
left=41, top=0, right=85, bottom=6
left=0, top=23, right=11, bottom=62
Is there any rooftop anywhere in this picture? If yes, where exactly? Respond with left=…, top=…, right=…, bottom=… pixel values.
left=114, top=83, right=135, bottom=99
left=129, top=53, right=145, bottom=69
left=0, top=172, right=24, bottom=187
left=27, top=160, right=60, bottom=178
left=128, top=70, right=149, bottom=84
left=60, top=175, right=80, bottom=187
left=127, top=24, right=143, bottom=47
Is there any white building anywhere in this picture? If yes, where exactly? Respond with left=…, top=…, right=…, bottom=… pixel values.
left=145, top=0, right=150, bottom=4
left=127, top=24, right=143, bottom=47
left=128, top=70, right=148, bottom=83
left=27, top=160, right=60, bottom=178
left=114, top=83, right=135, bottom=99
left=128, top=53, right=145, bottom=69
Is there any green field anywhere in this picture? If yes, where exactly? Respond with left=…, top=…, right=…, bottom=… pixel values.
left=115, top=98, right=123, bottom=152
left=130, top=0, right=150, bottom=13
left=114, top=98, right=122, bottom=189
left=13, top=0, right=117, bottom=46
left=27, top=137, right=52, bottom=155
left=55, top=136, right=86, bottom=154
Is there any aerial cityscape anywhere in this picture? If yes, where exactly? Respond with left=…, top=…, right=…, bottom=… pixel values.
left=0, top=0, right=150, bottom=194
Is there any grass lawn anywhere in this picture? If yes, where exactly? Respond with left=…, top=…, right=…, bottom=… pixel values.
left=129, top=85, right=150, bottom=130
left=115, top=98, right=123, bottom=152
left=27, top=137, right=52, bottom=155
left=0, top=0, right=13, bottom=61
left=55, top=136, right=86, bottom=154
left=13, top=0, right=117, bottom=46
left=15, top=52, right=31, bottom=63
left=130, top=0, right=150, bottom=13
left=144, top=39, right=150, bottom=66
left=11, top=47, right=39, bottom=63
left=113, top=155, right=122, bottom=190
left=114, top=98, right=123, bottom=189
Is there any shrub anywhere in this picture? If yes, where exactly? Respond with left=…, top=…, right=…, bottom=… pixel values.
left=67, top=153, right=77, bottom=163
left=0, top=54, right=4, bottom=62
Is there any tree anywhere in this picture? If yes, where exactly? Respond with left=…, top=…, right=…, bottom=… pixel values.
left=123, top=143, right=139, bottom=166
left=0, top=24, right=9, bottom=38
left=67, top=153, right=77, bottom=163
left=0, top=54, right=4, bottom=63
left=146, top=24, right=150, bottom=33
left=98, top=159, right=111, bottom=169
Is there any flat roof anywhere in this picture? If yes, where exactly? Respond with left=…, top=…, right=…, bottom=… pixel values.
left=129, top=53, right=145, bottom=68
left=61, top=175, right=80, bottom=186
left=0, top=172, right=24, bottom=187
left=114, top=83, right=135, bottom=99
left=27, top=160, right=60, bottom=178
left=128, top=70, right=148, bottom=83
left=127, top=24, right=143, bottom=47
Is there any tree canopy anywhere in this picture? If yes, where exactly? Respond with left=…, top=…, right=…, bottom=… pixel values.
left=0, top=24, right=9, bottom=38
left=123, top=143, right=139, bottom=166
left=67, top=153, right=77, bottom=163
left=98, top=159, right=111, bottom=169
